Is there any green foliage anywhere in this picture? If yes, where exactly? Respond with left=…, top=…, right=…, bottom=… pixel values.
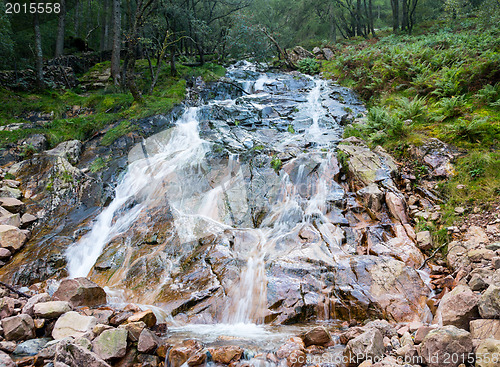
left=90, top=157, right=107, bottom=173
left=270, top=155, right=282, bottom=173
left=297, top=58, right=320, bottom=75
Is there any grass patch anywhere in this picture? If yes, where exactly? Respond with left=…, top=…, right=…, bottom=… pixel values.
left=0, top=62, right=224, bottom=149
left=322, top=22, right=500, bottom=245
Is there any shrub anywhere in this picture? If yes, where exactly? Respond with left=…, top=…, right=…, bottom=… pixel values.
left=297, top=58, right=320, bottom=75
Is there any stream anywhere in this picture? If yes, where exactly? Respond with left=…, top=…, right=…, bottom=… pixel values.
left=56, top=61, right=431, bottom=351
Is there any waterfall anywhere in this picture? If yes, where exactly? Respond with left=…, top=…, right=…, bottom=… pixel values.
left=64, top=65, right=366, bottom=325
left=65, top=108, right=208, bottom=278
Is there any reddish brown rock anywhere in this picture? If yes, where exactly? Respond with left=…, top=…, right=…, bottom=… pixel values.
left=0, top=225, right=28, bottom=252
left=433, top=285, right=479, bottom=330
left=419, top=326, right=473, bottom=367
left=187, top=352, right=207, bottom=366
left=211, top=346, right=243, bottom=364
left=287, top=350, right=306, bottom=367
left=137, top=328, right=161, bottom=354
left=53, top=277, right=107, bottom=307
left=1, top=314, right=35, bottom=341
left=127, top=309, right=156, bottom=328
left=301, top=326, right=331, bottom=347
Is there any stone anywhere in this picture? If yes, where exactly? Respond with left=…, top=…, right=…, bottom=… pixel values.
left=0, top=186, right=22, bottom=199
left=339, top=327, right=365, bottom=345
left=93, top=324, right=114, bottom=336
left=137, top=354, right=160, bottom=367
left=211, top=345, right=243, bottom=364
left=20, top=213, right=37, bottom=228
left=88, top=309, right=114, bottom=325
left=343, top=329, right=384, bottom=367
left=416, top=231, right=433, bottom=251
left=33, top=301, right=72, bottom=318
left=475, top=339, right=500, bottom=367
left=0, top=351, right=15, bottom=367
left=357, top=184, right=384, bottom=212
left=0, top=213, right=20, bottom=227
left=470, top=319, right=500, bottom=340
left=0, top=225, right=28, bottom=252
left=0, top=247, right=11, bottom=260
left=46, top=140, right=82, bottom=165
left=137, top=328, right=161, bottom=354
left=414, top=326, right=436, bottom=344
left=13, top=337, right=51, bottom=356
left=364, top=319, right=397, bottom=338
left=168, top=346, right=194, bottom=367
left=52, top=311, right=98, bottom=339
left=0, top=198, right=25, bottom=213
left=1, top=314, right=35, bottom=341
left=118, top=321, right=146, bottom=342
left=492, top=257, right=500, bottom=270
left=301, top=326, right=331, bottom=347
left=53, top=278, right=107, bottom=307
left=187, top=352, right=207, bottom=366
left=127, top=309, right=156, bottom=328
left=455, top=207, right=465, bottom=215
left=55, top=339, right=111, bottom=367
left=0, top=296, right=17, bottom=318
left=0, top=341, right=16, bottom=353
left=385, top=192, right=409, bottom=224
left=21, top=292, right=50, bottom=316
left=419, top=326, right=473, bottom=367
left=323, top=48, right=334, bottom=61
left=469, top=274, right=490, bottom=291
left=92, top=328, right=128, bottom=360
left=478, top=285, right=500, bottom=318
left=468, top=249, right=495, bottom=262
left=287, top=349, right=306, bottom=367
left=433, top=285, right=479, bottom=330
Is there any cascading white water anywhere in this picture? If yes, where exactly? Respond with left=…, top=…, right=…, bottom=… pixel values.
left=65, top=107, right=209, bottom=278
left=65, top=66, right=355, bottom=327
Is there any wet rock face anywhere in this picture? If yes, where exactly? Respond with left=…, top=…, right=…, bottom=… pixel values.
left=0, top=64, right=429, bottom=327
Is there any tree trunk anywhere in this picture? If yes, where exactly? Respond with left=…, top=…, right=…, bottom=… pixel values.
left=33, top=12, right=44, bottom=89
left=391, top=0, right=399, bottom=32
left=111, top=0, right=121, bottom=85
left=100, top=0, right=110, bottom=51
left=402, top=0, right=409, bottom=32
left=368, top=0, right=376, bottom=37
left=170, top=45, right=176, bottom=76
left=74, top=0, right=80, bottom=36
left=55, top=0, right=66, bottom=57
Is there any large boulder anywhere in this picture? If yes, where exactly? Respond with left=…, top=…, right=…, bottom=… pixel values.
left=53, top=277, right=107, bottom=307
left=0, top=225, right=28, bottom=252
left=419, top=326, right=473, bottom=367
left=52, top=311, right=98, bottom=339
left=476, top=339, right=500, bottom=367
left=478, top=285, right=500, bottom=318
left=33, top=300, right=72, bottom=318
left=433, top=285, right=479, bottom=330
left=92, top=328, right=128, bottom=360
left=1, top=314, right=35, bottom=341
left=301, top=326, right=331, bottom=347
left=343, top=329, right=384, bottom=367
left=55, top=339, right=111, bottom=367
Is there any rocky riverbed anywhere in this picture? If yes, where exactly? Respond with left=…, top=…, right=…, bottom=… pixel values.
left=0, top=62, right=499, bottom=366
